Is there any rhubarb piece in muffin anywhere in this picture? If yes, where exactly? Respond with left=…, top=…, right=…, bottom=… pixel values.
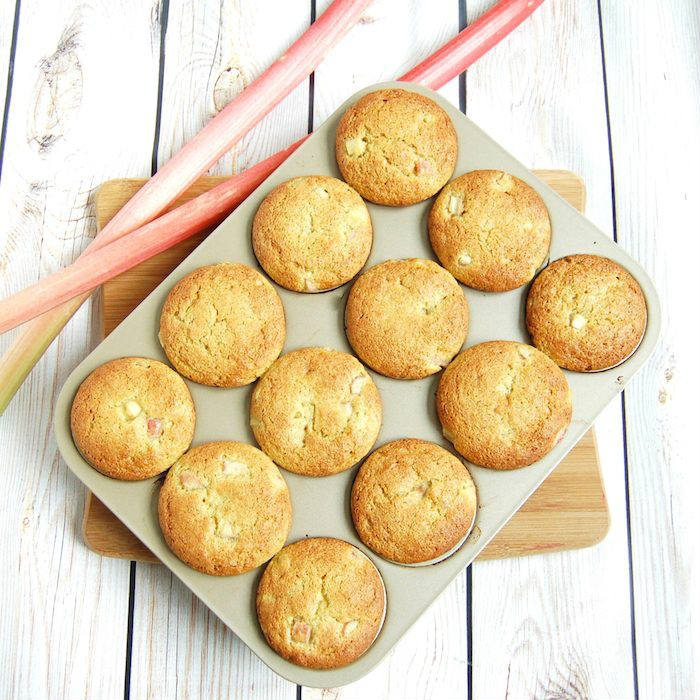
left=158, top=441, right=292, bottom=576
left=335, top=88, right=457, bottom=206
left=256, top=537, right=385, bottom=668
left=70, top=357, right=195, bottom=480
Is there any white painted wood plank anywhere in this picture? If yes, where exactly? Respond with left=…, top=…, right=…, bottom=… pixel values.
left=127, top=1, right=308, bottom=698
left=465, top=2, right=635, bottom=697
left=156, top=0, right=311, bottom=177
left=0, top=0, right=162, bottom=698
left=304, top=3, right=466, bottom=699
left=313, top=0, right=462, bottom=123
left=600, top=2, right=700, bottom=698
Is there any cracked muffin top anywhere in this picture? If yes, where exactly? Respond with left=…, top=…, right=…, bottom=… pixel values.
left=158, top=441, right=292, bottom=576
left=250, top=347, right=382, bottom=477
left=526, top=254, right=647, bottom=372
left=436, top=341, right=572, bottom=470
left=429, top=170, right=551, bottom=291
left=351, top=439, right=477, bottom=564
left=252, top=175, right=373, bottom=293
left=256, top=537, right=385, bottom=669
left=335, top=88, right=457, bottom=206
left=158, top=263, right=285, bottom=387
left=70, top=357, right=195, bottom=480
left=344, top=258, right=469, bottom=379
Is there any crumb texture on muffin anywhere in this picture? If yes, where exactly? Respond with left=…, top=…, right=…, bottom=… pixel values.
left=429, top=170, right=551, bottom=291
left=250, top=347, right=382, bottom=477
left=335, top=88, right=457, bottom=206
left=70, top=357, right=195, bottom=480
left=436, top=341, right=572, bottom=470
left=159, top=263, right=285, bottom=387
left=252, top=175, right=373, bottom=292
left=351, top=438, right=477, bottom=564
left=345, top=258, right=469, bottom=379
left=256, top=537, right=385, bottom=669
left=158, top=441, right=292, bottom=576
left=526, top=254, right=647, bottom=371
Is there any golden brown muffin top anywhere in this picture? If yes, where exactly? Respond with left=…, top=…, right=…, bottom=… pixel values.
left=256, top=537, right=385, bottom=669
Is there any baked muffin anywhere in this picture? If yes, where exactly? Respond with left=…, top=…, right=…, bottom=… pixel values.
left=250, top=347, right=382, bottom=476
left=159, top=263, right=285, bottom=387
left=335, top=88, right=457, bottom=206
left=526, top=254, right=647, bottom=371
left=158, top=441, right=292, bottom=576
left=252, top=175, right=372, bottom=292
left=436, top=341, right=572, bottom=470
left=70, top=357, right=195, bottom=480
left=256, top=537, right=385, bottom=668
left=345, top=258, right=469, bottom=379
left=428, top=170, right=551, bottom=291
left=351, top=439, right=477, bottom=564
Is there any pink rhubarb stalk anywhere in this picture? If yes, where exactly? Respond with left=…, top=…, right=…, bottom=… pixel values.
left=0, top=0, right=545, bottom=412
left=0, top=145, right=300, bottom=334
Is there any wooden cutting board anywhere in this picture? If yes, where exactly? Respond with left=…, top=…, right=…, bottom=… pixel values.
left=83, top=170, right=609, bottom=562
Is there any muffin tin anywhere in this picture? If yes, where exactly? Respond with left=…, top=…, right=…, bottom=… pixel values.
left=54, top=82, right=660, bottom=687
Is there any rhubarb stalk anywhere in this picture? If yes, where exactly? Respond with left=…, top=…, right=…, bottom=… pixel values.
left=0, top=0, right=370, bottom=412
left=0, top=0, right=545, bottom=413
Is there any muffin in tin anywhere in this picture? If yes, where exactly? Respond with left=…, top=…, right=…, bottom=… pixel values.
left=158, top=441, right=292, bottom=576
left=336, top=88, right=457, bottom=206
left=256, top=537, right=385, bottom=669
left=70, top=357, right=195, bottom=480
left=159, top=263, right=285, bottom=387
left=351, top=438, right=477, bottom=564
left=345, top=258, right=469, bottom=379
left=250, top=347, right=382, bottom=477
left=437, top=341, right=572, bottom=470
left=429, top=170, right=551, bottom=292
left=252, top=175, right=372, bottom=293
left=526, top=254, right=647, bottom=371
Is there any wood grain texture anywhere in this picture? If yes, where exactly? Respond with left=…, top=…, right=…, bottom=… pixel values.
left=0, top=0, right=162, bottom=698
left=156, top=0, right=311, bottom=178
left=464, top=1, right=636, bottom=698
left=600, top=2, right=700, bottom=698
left=125, top=2, right=310, bottom=698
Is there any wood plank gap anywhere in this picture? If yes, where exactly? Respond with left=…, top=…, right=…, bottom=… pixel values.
left=596, top=0, right=619, bottom=245
left=123, top=561, right=137, bottom=700
left=620, top=393, right=640, bottom=700
left=0, top=0, right=21, bottom=181
left=307, top=0, right=316, bottom=135
left=122, top=0, right=172, bottom=695
left=152, top=0, right=171, bottom=175
left=596, top=3, right=639, bottom=696
left=458, top=0, right=467, bottom=113
left=466, top=564, right=473, bottom=700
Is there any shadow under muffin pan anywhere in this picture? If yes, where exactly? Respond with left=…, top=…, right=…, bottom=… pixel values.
left=54, top=82, right=660, bottom=688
